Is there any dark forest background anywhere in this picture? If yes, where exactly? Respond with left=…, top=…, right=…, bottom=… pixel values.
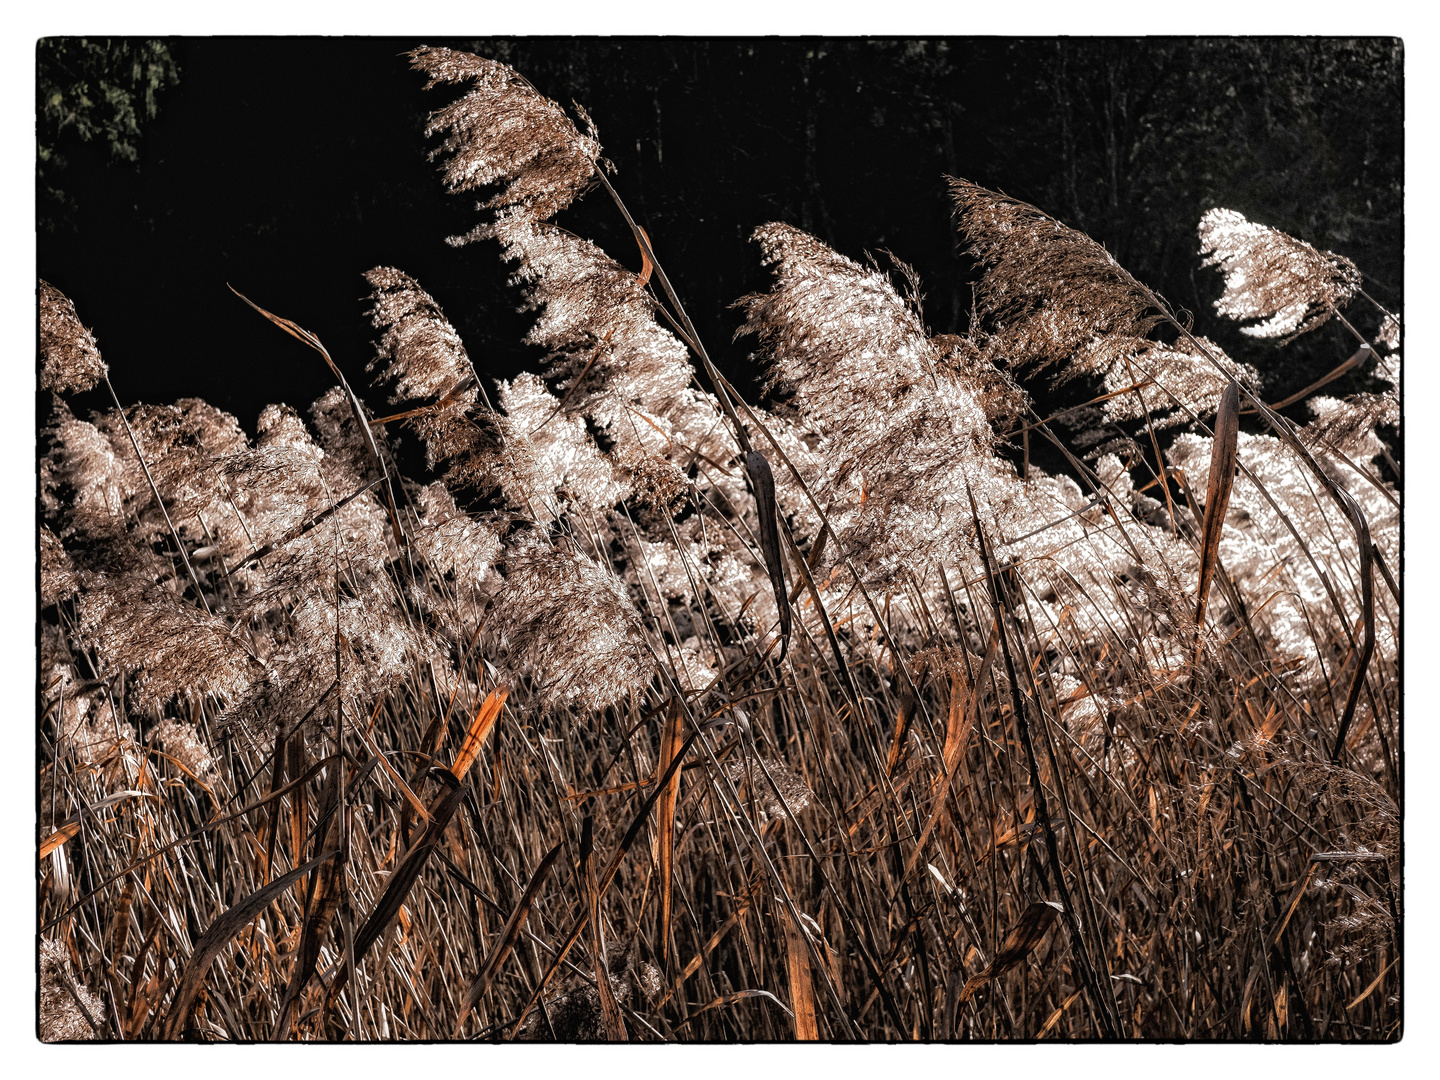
left=37, top=37, right=1402, bottom=444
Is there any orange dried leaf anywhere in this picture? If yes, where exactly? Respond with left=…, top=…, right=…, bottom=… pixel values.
left=39, top=822, right=81, bottom=860
left=450, top=687, right=508, bottom=781
left=783, top=909, right=820, bottom=1040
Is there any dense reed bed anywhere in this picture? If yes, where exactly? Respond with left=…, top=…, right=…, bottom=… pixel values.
left=37, top=46, right=1400, bottom=1042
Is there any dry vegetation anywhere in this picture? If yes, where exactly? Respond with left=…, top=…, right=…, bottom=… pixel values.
left=37, top=46, right=1400, bottom=1042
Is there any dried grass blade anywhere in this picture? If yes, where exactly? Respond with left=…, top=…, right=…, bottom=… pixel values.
left=124, top=907, right=165, bottom=1038
left=1037, top=989, right=1083, bottom=1038
left=787, top=523, right=829, bottom=605
left=108, top=877, right=137, bottom=977
left=1196, top=381, right=1241, bottom=627
left=451, top=687, right=508, bottom=782
left=744, top=450, right=791, bottom=660
left=39, top=821, right=82, bottom=860
left=986, top=901, right=1063, bottom=981
left=161, top=849, right=339, bottom=1039
left=274, top=752, right=350, bottom=1040
left=287, top=737, right=309, bottom=895
left=672, top=989, right=793, bottom=1031
left=1253, top=343, right=1373, bottom=412
left=453, top=841, right=563, bottom=1034
left=782, top=909, right=820, bottom=1040
left=40, top=790, right=150, bottom=859
left=42, top=756, right=332, bottom=934
left=580, top=815, right=627, bottom=1041
left=1272, top=859, right=1321, bottom=947
left=1346, top=954, right=1398, bottom=1011
left=902, top=629, right=998, bottom=880
left=325, top=691, right=513, bottom=1018
left=354, top=723, right=431, bottom=823
left=321, top=781, right=468, bottom=1023
left=955, top=901, right=1063, bottom=1006
left=658, top=897, right=753, bottom=1008
left=656, top=699, right=684, bottom=966
left=507, top=723, right=705, bottom=1039
left=228, top=284, right=408, bottom=555
left=273, top=843, right=345, bottom=1039
left=884, top=686, right=914, bottom=779
left=1329, top=486, right=1376, bottom=763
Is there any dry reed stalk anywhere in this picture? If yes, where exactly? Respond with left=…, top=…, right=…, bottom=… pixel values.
left=574, top=815, right=626, bottom=1041
left=318, top=689, right=507, bottom=1028
left=162, top=850, right=339, bottom=1039
left=454, top=841, right=562, bottom=1033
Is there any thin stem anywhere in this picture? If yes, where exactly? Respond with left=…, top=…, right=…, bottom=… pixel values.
left=591, top=167, right=752, bottom=454
left=103, top=376, right=211, bottom=614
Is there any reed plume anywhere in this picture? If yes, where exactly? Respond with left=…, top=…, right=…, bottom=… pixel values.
left=1198, top=207, right=1362, bottom=341
left=408, top=45, right=601, bottom=241
left=950, top=178, right=1163, bottom=380
left=39, top=280, right=107, bottom=394
left=498, top=539, right=655, bottom=710
left=736, top=221, right=1015, bottom=585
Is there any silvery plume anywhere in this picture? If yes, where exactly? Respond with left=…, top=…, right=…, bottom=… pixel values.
left=1198, top=207, right=1361, bottom=342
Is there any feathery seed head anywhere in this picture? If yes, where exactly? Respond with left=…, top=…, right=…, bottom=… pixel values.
left=1101, top=337, right=1259, bottom=429
left=1198, top=208, right=1361, bottom=341
left=737, top=221, right=1009, bottom=585
left=494, top=373, right=628, bottom=519
left=409, top=46, right=601, bottom=240
left=75, top=570, right=258, bottom=712
left=950, top=179, right=1161, bottom=379
left=39, top=939, right=104, bottom=1041
left=498, top=540, right=654, bottom=710
left=492, top=221, right=714, bottom=512
left=39, top=280, right=108, bottom=394
left=365, top=266, right=477, bottom=414
left=40, top=526, right=78, bottom=607
left=1376, top=311, right=1400, bottom=351
left=41, top=401, right=145, bottom=539
left=413, top=481, right=503, bottom=585
left=151, top=718, right=219, bottom=781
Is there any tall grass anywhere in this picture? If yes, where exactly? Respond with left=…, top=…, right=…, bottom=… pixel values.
left=37, top=46, right=1400, bottom=1042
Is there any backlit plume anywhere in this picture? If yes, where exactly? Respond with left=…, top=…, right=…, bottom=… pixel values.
left=39, top=940, right=104, bottom=1041
left=409, top=45, right=601, bottom=241
left=950, top=178, right=1162, bottom=380
left=737, top=221, right=1011, bottom=584
left=1100, top=337, right=1258, bottom=429
left=364, top=266, right=481, bottom=474
left=494, top=220, right=722, bottom=511
left=1198, top=207, right=1361, bottom=340
left=39, top=280, right=108, bottom=395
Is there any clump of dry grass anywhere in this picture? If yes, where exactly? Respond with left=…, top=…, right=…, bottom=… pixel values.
left=37, top=51, right=1400, bottom=1045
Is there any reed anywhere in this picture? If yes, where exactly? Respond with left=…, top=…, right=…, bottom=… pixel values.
left=37, top=45, right=1400, bottom=1043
